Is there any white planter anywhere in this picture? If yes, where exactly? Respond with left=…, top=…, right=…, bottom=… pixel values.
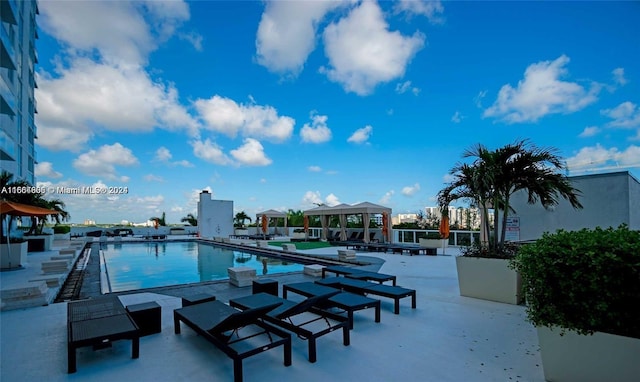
left=537, top=326, right=640, bottom=382
left=234, top=229, right=249, bottom=236
left=292, top=232, right=306, bottom=240
left=455, top=256, right=522, bottom=304
left=25, top=234, right=54, bottom=251
left=0, top=241, right=28, bottom=269
left=418, top=238, right=447, bottom=248
left=54, top=233, right=70, bottom=241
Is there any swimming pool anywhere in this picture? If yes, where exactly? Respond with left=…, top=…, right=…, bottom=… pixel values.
left=100, top=241, right=304, bottom=292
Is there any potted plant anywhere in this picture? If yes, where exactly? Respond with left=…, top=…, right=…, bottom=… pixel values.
left=512, top=225, right=640, bottom=381
left=53, top=224, right=71, bottom=240
left=437, top=140, right=582, bottom=304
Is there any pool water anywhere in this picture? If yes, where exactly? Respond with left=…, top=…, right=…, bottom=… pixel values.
left=100, top=241, right=304, bottom=292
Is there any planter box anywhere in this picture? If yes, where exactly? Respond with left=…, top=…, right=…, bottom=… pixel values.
left=292, top=232, right=306, bottom=240
left=456, top=256, right=522, bottom=304
left=537, top=326, right=640, bottom=382
left=234, top=229, right=249, bottom=236
left=25, top=234, right=54, bottom=252
left=419, top=238, right=448, bottom=248
left=0, top=241, right=28, bottom=269
left=54, top=233, right=71, bottom=241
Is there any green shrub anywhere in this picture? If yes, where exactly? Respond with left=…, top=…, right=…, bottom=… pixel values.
left=53, top=225, right=71, bottom=234
left=512, top=225, right=640, bottom=339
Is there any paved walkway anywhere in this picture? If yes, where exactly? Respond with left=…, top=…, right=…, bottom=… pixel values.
left=0, top=244, right=545, bottom=382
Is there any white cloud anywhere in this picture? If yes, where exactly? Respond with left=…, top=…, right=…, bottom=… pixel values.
left=153, top=146, right=194, bottom=167
left=191, top=139, right=232, bottom=165
left=483, top=55, right=600, bottom=123
left=155, top=147, right=172, bottom=162
left=144, top=174, right=164, bottom=182
left=379, top=190, right=394, bottom=205
left=300, top=114, right=332, bottom=143
left=195, top=95, right=294, bottom=142
left=322, top=0, right=425, bottom=95
left=579, top=126, right=600, bottom=138
left=36, top=60, right=198, bottom=151
left=230, top=138, right=272, bottom=166
left=394, top=0, right=445, bottom=24
left=35, top=162, right=63, bottom=179
left=474, top=90, right=487, bottom=108
left=256, top=0, right=346, bottom=76
left=566, top=144, right=640, bottom=172
left=395, top=81, right=420, bottom=95
left=612, top=68, right=627, bottom=86
left=308, top=166, right=322, bottom=172
left=601, top=101, right=640, bottom=129
left=39, top=0, right=190, bottom=66
left=179, top=31, right=203, bottom=51
left=347, top=125, right=373, bottom=144
left=325, top=193, right=341, bottom=206
left=451, top=111, right=464, bottom=123
left=443, top=173, right=456, bottom=183
left=302, top=191, right=323, bottom=206
left=402, top=183, right=421, bottom=196
left=73, top=143, right=138, bottom=180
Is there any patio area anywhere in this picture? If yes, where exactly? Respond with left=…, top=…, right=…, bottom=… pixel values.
left=0, top=244, right=544, bottom=381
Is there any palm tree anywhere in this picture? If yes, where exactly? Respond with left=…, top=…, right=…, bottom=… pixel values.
left=150, top=212, right=167, bottom=226
left=180, top=213, right=197, bottom=226
left=438, top=140, right=583, bottom=254
left=234, top=211, right=251, bottom=228
left=286, top=209, right=305, bottom=227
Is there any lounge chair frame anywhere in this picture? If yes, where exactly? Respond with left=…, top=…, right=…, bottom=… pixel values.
left=174, top=300, right=292, bottom=382
left=317, top=277, right=417, bottom=314
left=229, top=292, right=350, bottom=363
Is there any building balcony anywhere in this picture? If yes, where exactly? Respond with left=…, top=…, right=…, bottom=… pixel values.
left=1, top=25, right=17, bottom=71
left=0, top=0, right=18, bottom=25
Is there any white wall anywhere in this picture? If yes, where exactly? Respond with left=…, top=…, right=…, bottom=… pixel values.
left=197, top=191, right=234, bottom=239
left=508, top=171, right=640, bottom=241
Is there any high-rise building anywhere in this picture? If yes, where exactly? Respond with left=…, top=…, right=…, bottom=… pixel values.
left=1, top=0, right=39, bottom=184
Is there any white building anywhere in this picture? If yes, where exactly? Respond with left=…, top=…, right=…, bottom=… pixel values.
left=1, top=0, right=39, bottom=184
left=197, top=190, right=233, bottom=239
left=508, top=171, right=640, bottom=241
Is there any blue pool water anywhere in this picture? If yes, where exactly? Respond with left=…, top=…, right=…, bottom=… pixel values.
left=100, top=241, right=304, bottom=292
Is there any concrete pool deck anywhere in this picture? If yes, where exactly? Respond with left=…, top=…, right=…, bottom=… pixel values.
left=1, top=241, right=545, bottom=381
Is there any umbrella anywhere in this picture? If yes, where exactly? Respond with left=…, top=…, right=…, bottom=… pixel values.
left=303, top=215, right=309, bottom=240
left=381, top=212, right=389, bottom=243
left=439, top=215, right=450, bottom=239
left=439, top=214, right=450, bottom=255
left=261, top=214, right=268, bottom=236
left=0, top=201, right=58, bottom=216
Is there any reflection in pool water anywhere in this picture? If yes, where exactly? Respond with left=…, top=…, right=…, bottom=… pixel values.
left=100, top=241, right=303, bottom=292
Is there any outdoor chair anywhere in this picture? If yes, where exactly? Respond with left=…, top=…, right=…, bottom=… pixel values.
left=282, top=282, right=381, bottom=329
left=174, top=300, right=292, bottom=382
left=316, top=277, right=416, bottom=314
left=229, top=292, right=350, bottom=363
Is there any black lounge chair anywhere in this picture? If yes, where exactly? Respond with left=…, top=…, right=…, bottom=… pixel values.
left=316, top=277, right=416, bottom=314
left=174, top=300, right=292, bottom=382
left=229, top=292, right=350, bottom=363
left=322, top=265, right=397, bottom=286
left=282, top=282, right=381, bottom=329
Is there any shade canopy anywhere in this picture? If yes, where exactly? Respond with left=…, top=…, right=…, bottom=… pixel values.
left=0, top=201, right=58, bottom=217
left=303, top=202, right=392, bottom=243
left=256, top=209, right=288, bottom=234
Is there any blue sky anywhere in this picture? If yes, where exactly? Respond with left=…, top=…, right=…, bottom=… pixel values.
left=33, top=0, right=640, bottom=224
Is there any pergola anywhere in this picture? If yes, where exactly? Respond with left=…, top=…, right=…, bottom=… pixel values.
left=303, top=202, right=392, bottom=243
left=255, top=209, right=287, bottom=235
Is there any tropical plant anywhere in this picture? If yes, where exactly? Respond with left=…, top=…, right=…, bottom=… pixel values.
left=180, top=213, right=197, bottom=226
left=511, top=225, right=640, bottom=339
left=286, top=209, right=305, bottom=227
left=438, top=139, right=583, bottom=256
left=234, top=211, right=252, bottom=228
left=150, top=212, right=166, bottom=227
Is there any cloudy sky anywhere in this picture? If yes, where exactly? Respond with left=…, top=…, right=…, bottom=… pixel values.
left=33, top=0, right=640, bottom=224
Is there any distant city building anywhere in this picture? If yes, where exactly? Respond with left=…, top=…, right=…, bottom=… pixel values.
left=393, top=213, right=419, bottom=225
left=1, top=0, right=39, bottom=184
left=83, top=219, right=95, bottom=225
left=424, top=206, right=487, bottom=230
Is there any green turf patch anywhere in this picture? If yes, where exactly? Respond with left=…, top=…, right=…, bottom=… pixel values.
left=269, top=241, right=332, bottom=250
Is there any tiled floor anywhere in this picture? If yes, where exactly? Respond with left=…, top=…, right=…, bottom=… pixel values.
left=1, top=245, right=545, bottom=382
